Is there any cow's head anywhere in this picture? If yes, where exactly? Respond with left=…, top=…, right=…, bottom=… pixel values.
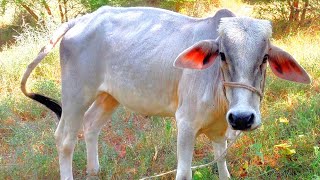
left=174, top=17, right=310, bottom=131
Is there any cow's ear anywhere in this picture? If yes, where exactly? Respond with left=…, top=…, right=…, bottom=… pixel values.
left=173, top=40, right=219, bottom=70
left=268, top=45, right=311, bottom=84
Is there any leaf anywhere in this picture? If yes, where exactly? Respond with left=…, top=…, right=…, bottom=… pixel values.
left=314, top=146, right=319, bottom=156
left=274, top=143, right=296, bottom=156
left=165, top=120, right=172, bottom=133
left=266, top=165, right=272, bottom=172
left=274, top=143, right=291, bottom=148
left=251, top=143, right=262, bottom=150
left=240, top=160, right=249, bottom=177
left=193, top=171, right=203, bottom=180
left=251, top=143, right=264, bottom=161
left=298, top=134, right=305, bottom=138
left=284, top=148, right=296, bottom=155
left=278, top=117, right=289, bottom=123
left=242, top=160, right=249, bottom=170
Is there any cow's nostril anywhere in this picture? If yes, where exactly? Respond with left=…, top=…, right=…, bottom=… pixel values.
left=247, top=113, right=254, bottom=126
left=228, top=113, right=236, bottom=126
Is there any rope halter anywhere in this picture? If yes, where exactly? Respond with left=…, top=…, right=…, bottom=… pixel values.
left=221, top=68, right=266, bottom=101
left=223, top=81, right=263, bottom=99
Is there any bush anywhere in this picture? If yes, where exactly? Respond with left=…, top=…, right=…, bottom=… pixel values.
left=81, top=0, right=196, bottom=12
left=252, top=0, right=320, bottom=35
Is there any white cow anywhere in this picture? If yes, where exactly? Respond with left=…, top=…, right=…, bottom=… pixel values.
left=21, top=6, right=310, bottom=180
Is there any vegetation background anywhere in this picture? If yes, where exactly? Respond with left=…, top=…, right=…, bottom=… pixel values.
left=0, top=0, right=319, bottom=179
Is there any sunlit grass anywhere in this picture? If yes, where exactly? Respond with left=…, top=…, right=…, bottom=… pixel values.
left=0, top=6, right=16, bottom=27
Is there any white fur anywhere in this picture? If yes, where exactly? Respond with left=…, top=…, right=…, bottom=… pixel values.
left=218, top=17, right=272, bottom=40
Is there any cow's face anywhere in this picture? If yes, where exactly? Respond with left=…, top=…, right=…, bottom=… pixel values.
left=174, top=17, right=310, bottom=131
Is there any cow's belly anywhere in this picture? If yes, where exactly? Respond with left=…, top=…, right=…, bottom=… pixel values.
left=115, top=92, right=177, bottom=117
left=98, top=63, right=180, bottom=117
left=100, top=82, right=178, bottom=116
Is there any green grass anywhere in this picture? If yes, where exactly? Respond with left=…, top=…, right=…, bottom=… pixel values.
left=0, top=1, right=319, bottom=179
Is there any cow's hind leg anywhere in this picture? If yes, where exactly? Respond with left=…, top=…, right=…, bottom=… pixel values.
left=55, top=104, right=90, bottom=179
left=54, top=91, right=94, bottom=179
left=83, top=93, right=119, bottom=177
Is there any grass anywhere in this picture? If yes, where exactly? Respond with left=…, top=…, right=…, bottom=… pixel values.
left=0, top=0, right=319, bottom=179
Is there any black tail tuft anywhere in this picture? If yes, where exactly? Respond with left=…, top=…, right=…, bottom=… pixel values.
left=29, top=93, right=62, bottom=119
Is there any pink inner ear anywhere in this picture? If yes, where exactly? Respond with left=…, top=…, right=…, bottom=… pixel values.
left=183, top=48, right=206, bottom=66
left=270, top=59, right=303, bottom=76
left=174, top=40, right=219, bottom=70
left=268, top=50, right=310, bottom=84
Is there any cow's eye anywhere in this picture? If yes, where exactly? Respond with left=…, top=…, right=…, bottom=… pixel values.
left=262, top=54, right=269, bottom=63
left=220, top=52, right=226, bottom=62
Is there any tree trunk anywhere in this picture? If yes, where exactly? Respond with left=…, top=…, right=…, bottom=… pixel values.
left=175, top=2, right=183, bottom=12
left=21, top=3, right=39, bottom=21
left=42, top=0, right=52, bottom=16
left=293, top=0, right=300, bottom=21
left=146, top=0, right=160, bottom=6
left=58, top=0, right=65, bottom=23
left=63, top=0, right=68, bottom=22
left=300, top=0, right=309, bottom=24
left=288, top=0, right=294, bottom=21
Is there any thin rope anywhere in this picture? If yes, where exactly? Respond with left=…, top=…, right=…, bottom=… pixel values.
left=223, top=81, right=263, bottom=98
left=139, top=132, right=242, bottom=180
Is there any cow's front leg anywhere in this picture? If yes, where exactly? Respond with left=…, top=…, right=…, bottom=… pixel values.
left=176, top=120, right=196, bottom=180
left=213, top=140, right=230, bottom=180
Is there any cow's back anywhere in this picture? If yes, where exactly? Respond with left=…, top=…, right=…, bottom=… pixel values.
left=60, top=6, right=234, bottom=116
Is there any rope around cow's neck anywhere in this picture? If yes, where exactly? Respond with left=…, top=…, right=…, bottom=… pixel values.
left=139, top=131, right=242, bottom=180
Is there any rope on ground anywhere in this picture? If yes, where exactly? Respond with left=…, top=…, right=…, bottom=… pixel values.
left=139, top=131, right=242, bottom=180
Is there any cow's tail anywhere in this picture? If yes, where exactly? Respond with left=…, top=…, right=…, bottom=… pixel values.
left=21, top=19, right=77, bottom=120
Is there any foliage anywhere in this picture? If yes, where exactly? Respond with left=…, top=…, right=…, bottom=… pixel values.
left=0, top=0, right=85, bottom=24
left=251, top=0, right=320, bottom=37
left=80, top=0, right=196, bottom=12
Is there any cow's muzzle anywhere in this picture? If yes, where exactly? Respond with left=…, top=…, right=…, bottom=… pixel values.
left=227, top=110, right=255, bottom=130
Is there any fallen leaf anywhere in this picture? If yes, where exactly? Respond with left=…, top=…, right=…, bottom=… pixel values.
left=274, top=143, right=296, bottom=156
left=298, top=134, right=305, bottom=138
left=284, top=148, right=296, bottom=155
left=278, top=117, right=289, bottom=124
left=274, top=143, right=291, bottom=149
left=193, top=171, right=203, bottom=180
left=242, top=160, right=249, bottom=171
left=314, top=146, right=319, bottom=156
